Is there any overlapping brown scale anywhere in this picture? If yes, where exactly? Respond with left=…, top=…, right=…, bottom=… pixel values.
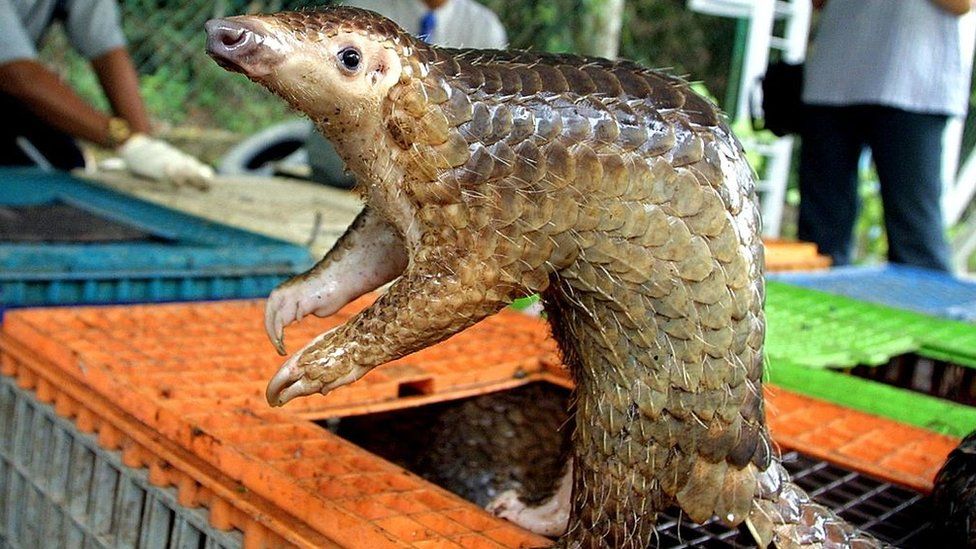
left=681, top=88, right=722, bottom=127
left=455, top=144, right=494, bottom=187
left=568, top=143, right=602, bottom=192
left=563, top=113, right=593, bottom=143
left=510, top=141, right=545, bottom=185
left=430, top=49, right=461, bottom=77
left=669, top=124, right=706, bottom=167
left=556, top=65, right=598, bottom=94
left=684, top=186, right=731, bottom=237
left=485, top=104, right=513, bottom=144
left=540, top=141, right=575, bottom=189
left=583, top=66, right=623, bottom=96
left=439, top=88, right=473, bottom=127
left=519, top=194, right=556, bottom=233
left=674, top=238, right=714, bottom=282
left=462, top=102, right=492, bottom=142
left=528, top=64, right=570, bottom=93
left=607, top=66, right=652, bottom=98
left=639, top=111, right=678, bottom=158
left=602, top=154, right=633, bottom=197
left=453, top=58, right=484, bottom=90
left=635, top=70, right=687, bottom=110
left=418, top=109, right=451, bottom=146
left=394, top=79, right=429, bottom=117
left=480, top=64, right=507, bottom=95
left=514, top=66, right=544, bottom=96
left=428, top=131, right=470, bottom=169
left=589, top=117, right=619, bottom=148
left=505, top=106, right=535, bottom=144
left=409, top=169, right=461, bottom=205
left=488, top=184, right=524, bottom=229
left=488, top=141, right=517, bottom=180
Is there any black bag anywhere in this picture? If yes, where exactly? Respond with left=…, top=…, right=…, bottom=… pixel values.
left=758, top=61, right=805, bottom=137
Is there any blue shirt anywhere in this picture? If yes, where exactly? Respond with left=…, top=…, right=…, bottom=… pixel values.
left=0, top=0, right=127, bottom=65
left=803, top=0, right=975, bottom=117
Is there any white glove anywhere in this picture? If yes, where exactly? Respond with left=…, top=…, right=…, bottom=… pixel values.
left=118, top=133, right=214, bottom=189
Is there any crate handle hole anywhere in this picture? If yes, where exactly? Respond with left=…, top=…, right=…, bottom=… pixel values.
left=397, top=378, right=434, bottom=397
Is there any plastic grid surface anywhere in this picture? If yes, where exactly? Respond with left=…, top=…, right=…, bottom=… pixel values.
left=0, top=377, right=241, bottom=549
left=765, top=281, right=976, bottom=369
left=773, top=264, right=976, bottom=322
left=0, top=168, right=313, bottom=308
left=0, top=297, right=962, bottom=548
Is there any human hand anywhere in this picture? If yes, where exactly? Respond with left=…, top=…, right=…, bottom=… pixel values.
left=118, top=134, right=214, bottom=190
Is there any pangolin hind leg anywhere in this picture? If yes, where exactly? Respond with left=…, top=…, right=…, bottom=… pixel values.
left=487, top=460, right=573, bottom=537
left=264, top=206, right=407, bottom=354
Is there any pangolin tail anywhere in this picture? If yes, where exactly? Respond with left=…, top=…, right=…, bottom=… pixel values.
left=746, top=461, right=887, bottom=548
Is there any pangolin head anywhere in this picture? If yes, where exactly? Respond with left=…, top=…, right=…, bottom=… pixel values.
left=206, top=7, right=418, bottom=128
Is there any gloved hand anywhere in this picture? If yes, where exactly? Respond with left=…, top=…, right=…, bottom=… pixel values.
left=118, top=133, right=214, bottom=190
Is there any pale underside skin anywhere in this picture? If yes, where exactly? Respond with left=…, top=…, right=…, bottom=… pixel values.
left=205, top=8, right=885, bottom=548
left=264, top=206, right=407, bottom=356
left=486, top=460, right=574, bottom=537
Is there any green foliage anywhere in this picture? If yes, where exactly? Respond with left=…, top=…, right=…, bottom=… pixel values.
left=853, top=176, right=887, bottom=264
left=138, top=66, right=192, bottom=126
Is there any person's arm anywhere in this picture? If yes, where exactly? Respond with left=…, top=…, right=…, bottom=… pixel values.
left=0, top=59, right=116, bottom=147
left=929, top=0, right=975, bottom=16
left=90, top=47, right=151, bottom=134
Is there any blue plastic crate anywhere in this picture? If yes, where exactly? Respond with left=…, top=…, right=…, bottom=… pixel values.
left=770, top=264, right=976, bottom=322
left=0, top=168, right=313, bottom=308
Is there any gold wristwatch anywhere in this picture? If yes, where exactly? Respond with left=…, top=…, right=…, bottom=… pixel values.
left=106, top=116, right=132, bottom=148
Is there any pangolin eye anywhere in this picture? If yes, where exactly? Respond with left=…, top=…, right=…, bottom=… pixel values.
left=338, top=47, right=362, bottom=72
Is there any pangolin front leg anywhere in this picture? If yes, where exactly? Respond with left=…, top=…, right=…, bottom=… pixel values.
left=266, top=258, right=514, bottom=405
left=264, top=206, right=407, bottom=354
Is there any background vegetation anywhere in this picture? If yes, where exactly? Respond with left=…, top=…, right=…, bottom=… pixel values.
left=38, top=1, right=976, bottom=265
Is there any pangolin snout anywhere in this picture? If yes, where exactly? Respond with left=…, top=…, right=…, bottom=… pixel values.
left=205, top=18, right=281, bottom=77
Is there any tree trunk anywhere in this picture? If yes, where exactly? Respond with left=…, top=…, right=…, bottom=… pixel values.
left=577, top=0, right=625, bottom=59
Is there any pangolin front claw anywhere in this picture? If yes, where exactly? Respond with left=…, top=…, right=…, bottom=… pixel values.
left=266, top=357, right=309, bottom=406
left=266, top=328, right=369, bottom=407
left=264, top=288, right=299, bottom=356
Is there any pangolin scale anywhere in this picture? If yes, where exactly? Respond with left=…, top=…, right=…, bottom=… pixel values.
left=205, top=7, right=885, bottom=547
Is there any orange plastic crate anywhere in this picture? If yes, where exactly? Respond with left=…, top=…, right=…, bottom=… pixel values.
left=764, top=238, right=832, bottom=272
left=0, top=298, right=958, bottom=547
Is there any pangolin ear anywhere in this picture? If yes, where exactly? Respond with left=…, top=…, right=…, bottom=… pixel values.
left=368, top=55, right=388, bottom=86
left=366, top=47, right=401, bottom=88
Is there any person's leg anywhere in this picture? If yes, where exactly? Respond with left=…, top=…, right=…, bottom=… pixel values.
left=0, top=93, right=85, bottom=170
left=797, top=105, right=866, bottom=266
left=866, top=106, right=951, bottom=272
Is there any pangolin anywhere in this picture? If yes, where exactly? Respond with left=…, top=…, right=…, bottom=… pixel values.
left=205, top=7, right=884, bottom=547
